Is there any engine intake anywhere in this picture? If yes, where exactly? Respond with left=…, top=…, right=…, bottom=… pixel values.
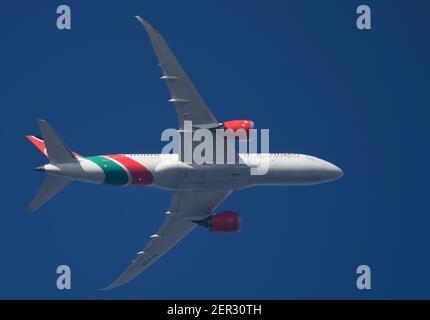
left=195, top=211, right=242, bottom=232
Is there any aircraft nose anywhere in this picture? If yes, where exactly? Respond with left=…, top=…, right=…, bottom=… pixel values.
left=321, top=161, right=343, bottom=181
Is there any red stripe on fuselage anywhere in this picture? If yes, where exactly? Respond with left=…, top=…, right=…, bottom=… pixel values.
left=105, top=154, right=153, bottom=185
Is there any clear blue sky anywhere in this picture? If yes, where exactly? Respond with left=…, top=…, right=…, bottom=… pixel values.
left=1, top=0, right=429, bottom=299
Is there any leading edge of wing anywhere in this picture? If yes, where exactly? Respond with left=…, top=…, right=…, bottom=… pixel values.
left=134, top=15, right=218, bottom=128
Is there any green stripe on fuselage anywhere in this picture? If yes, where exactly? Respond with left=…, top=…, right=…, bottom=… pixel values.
left=86, top=156, right=129, bottom=185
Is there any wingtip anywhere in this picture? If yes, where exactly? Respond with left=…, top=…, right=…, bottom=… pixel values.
left=99, top=268, right=140, bottom=291
left=134, top=15, right=147, bottom=25
left=134, top=15, right=157, bottom=32
left=26, top=206, right=35, bottom=213
left=99, top=282, right=119, bottom=291
left=26, top=199, right=39, bottom=213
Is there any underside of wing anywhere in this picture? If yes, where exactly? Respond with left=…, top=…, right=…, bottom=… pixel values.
left=101, top=190, right=231, bottom=290
left=135, top=16, right=218, bottom=129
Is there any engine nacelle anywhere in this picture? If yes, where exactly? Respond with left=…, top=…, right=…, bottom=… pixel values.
left=222, top=120, right=255, bottom=140
left=196, top=211, right=242, bottom=232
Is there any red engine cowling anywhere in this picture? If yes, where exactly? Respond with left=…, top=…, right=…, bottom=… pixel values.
left=222, top=120, right=255, bottom=140
left=195, top=211, right=242, bottom=232
left=209, top=211, right=242, bottom=232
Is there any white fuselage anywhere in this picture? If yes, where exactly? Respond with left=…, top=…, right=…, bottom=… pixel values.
left=40, top=153, right=343, bottom=191
left=150, top=153, right=342, bottom=190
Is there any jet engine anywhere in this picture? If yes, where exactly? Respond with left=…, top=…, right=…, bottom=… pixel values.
left=222, top=120, right=255, bottom=140
left=195, top=211, right=242, bottom=232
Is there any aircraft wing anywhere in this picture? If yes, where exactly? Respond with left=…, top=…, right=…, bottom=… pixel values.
left=101, top=190, right=231, bottom=290
left=135, top=16, right=218, bottom=129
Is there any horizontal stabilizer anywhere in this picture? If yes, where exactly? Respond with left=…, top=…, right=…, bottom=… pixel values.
left=27, top=175, right=72, bottom=212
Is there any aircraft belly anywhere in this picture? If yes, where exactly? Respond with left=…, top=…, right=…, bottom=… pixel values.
left=153, top=162, right=251, bottom=190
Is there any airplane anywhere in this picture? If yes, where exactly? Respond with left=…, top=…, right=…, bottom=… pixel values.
left=26, top=16, right=343, bottom=290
